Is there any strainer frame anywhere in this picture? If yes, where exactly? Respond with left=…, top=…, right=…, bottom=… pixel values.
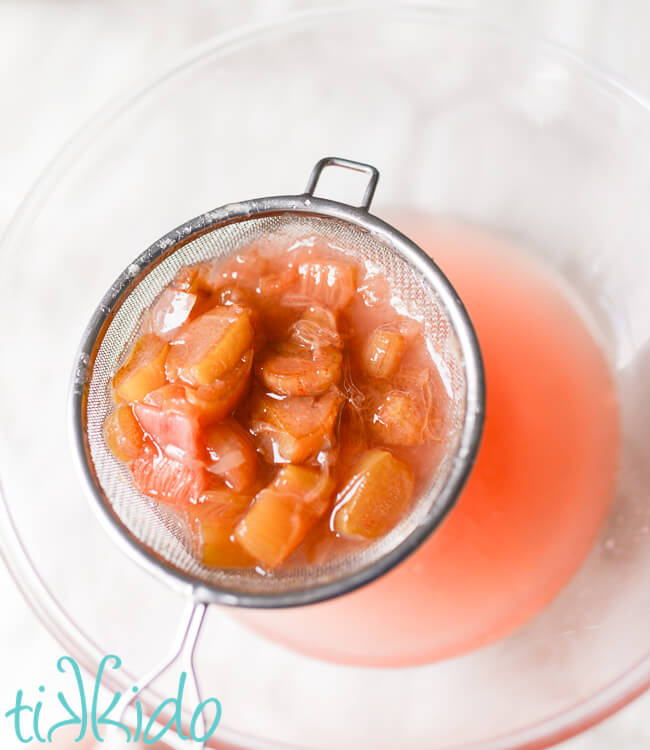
left=70, top=157, right=485, bottom=609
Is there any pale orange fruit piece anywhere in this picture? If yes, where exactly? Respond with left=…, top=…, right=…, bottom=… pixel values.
left=112, top=334, right=169, bottom=403
left=288, top=306, right=341, bottom=351
left=148, top=288, right=198, bottom=341
left=256, top=342, right=342, bottom=396
left=189, top=490, right=255, bottom=568
left=250, top=388, right=343, bottom=464
left=204, top=419, right=258, bottom=493
left=215, top=283, right=257, bottom=307
left=257, top=266, right=298, bottom=297
left=335, top=402, right=368, bottom=484
left=219, top=247, right=271, bottom=289
left=173, top=261, right=224, bottom=295
left=165, top=305, right=254, bottom=386
left=332, top=449, right=414, bottom=539
left=131, top=440, right=208, bottom=507
left=235, top=466, right=335, bottom=568
left=369, top=391, right=429, bottom=446
left=132, top=383, right=205, bottom=463
left=104, top=405, right=144, bottom=462
left=362, top=326, right=406, bottom=379
left=296, top=259, right=356, bottom=311
left=184, top=349, right=252, bottom=423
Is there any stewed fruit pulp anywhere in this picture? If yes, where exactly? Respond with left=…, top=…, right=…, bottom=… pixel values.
left=104, top=235, right=446, bottom=571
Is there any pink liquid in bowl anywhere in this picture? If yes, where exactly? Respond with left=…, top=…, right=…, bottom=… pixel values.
left=235, top=222, right=620, bottom=667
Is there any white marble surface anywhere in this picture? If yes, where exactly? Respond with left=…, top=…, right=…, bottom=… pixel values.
left=0, top=1, right=649, bottom=748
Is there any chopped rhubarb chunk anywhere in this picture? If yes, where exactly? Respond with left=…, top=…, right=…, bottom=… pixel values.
left=256, top=342, right=342, bottom=396
left=132, top=384, right=203, bottom=464
left=131, top=440, right=208, bottom=507
left=165, top=305, right=254, bottom=386
left=149, top=288, right=198, bottom=340
left=235, top=466, right=335, bottom=568
left=255, top=305, right=343, bottom=396
left=173, top=266, right=202, bottom=293
left=104, top=405, right=144, bottom=462
left=369, top=391, right=431, bottom=446
left=173, top=261, right=224, bottom=295
left=362, top=326, right=406, bottom=379
left=258, top=266, right=298, bottom=297
left=214, top=283, right=252, bottom=307
left=296, top=259, right=356, bottom=311
left=333, top=449, right=414, bottom=539
left=183, top=349, right=252, bottom=424
left=189, top=490, right=255, bottom=568
left=250, top=388, right=343, bottom=464
left=112, top=334, right=168, bottom=403
left=336, top=402, right=368, bottom=483
left=197, top=488, right=252, bottom=511
left=225, top=248, right=271, bottom=288
left=204, top=419, right=258, bottom=493
left=288, top=306, right=341, bottom=351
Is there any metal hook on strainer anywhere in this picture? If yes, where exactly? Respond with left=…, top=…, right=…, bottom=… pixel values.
left=70, top=157, right=484, bottom=747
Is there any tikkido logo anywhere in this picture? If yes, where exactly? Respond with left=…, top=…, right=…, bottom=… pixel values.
left=4, top=655, right=222, bottom=744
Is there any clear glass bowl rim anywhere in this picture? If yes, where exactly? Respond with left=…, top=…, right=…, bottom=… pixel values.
left=0, top=5, right=648, bottom=749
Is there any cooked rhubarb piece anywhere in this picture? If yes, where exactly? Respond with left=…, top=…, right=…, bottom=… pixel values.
left=288, top=306, right=341, bottom=351
left=149, top=288, right=198, bottom=341
left=197, top=488, right=252, bottom=511
left=173, top=261, right=225, bottom=296
left=132, top=384, right=204, bottom=464
left=213, top=283, right=251, bottom=307
left=112, top=334, right=169, bottom=403
left=131, top=440, right=208, bottom=507
left=296, top=258, right=356, bottom=311
left=336, top=402, right=368, bottom=483
left=204, top=419, right=258, bottom=493
left=369, top=391, right=431, bottom=446
left=258, top=266, right=298, bottom=297
left=362, top=326, right=407, bottom=379
left=255, top=304, right=343, bottom=396
left=173, top=266, right=200, bottom=293
left=250, top=388, right=343, bottom=463
left=235, top=466, right=335, bottom=568
left=189, top=490, right=255, bottom=568
left=104, top=405, right=144, bottom=462
left=256, top=342, right=342, bottom=397
left=223, top=248, right=271, bottom=289
left=333, top=449, right=414, bottom=539
left=214, top=285, right=268, bottom=346
left=165, top=305, right=254, bottom=386
left=183, top=349, right=252, bottom=423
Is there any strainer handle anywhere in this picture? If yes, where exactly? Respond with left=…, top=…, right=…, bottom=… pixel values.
left=305, top=156, right=380, bottom=211
left=111, top=600, right=211, bottom=749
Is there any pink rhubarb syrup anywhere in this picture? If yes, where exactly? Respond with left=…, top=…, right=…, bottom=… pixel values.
left=235, top=221, right=620, bottom=666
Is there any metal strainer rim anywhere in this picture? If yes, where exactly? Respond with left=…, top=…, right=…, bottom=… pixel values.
left=70, top=174, right=485, bottom=609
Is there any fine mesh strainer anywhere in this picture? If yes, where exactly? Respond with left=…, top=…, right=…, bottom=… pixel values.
left=70, top=157, right=484, bottom=745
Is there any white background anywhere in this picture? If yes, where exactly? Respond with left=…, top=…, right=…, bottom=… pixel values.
left=0, top=1, right=649, bottom=748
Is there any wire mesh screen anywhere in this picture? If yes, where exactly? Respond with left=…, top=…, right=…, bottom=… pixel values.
left=83, top=214, right=467, bottom=597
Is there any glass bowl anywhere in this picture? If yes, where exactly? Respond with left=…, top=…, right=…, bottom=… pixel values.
left=1, top=6, right=649, bottom=749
